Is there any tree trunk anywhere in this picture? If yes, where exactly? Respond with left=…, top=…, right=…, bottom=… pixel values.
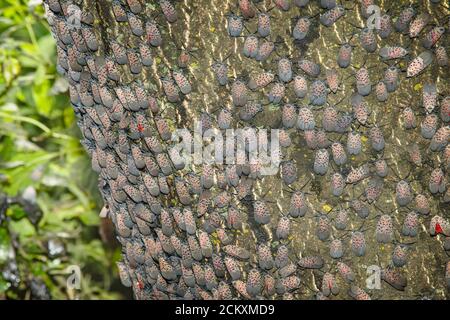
left=42, top=0, right=450, bottom=300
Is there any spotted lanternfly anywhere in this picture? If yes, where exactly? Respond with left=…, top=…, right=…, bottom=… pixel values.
left=326, top=69, right=340, bottom=93
left=142, top=172, right=159, bottom=197
left=112, top=0, right=128, bottom=22
left=375, top=13, right=392, bottom=38
left=238, top=0, right=255, bottom=19
left=198, top=230, right=212, bottom=257
left=429, top=168, right=446, bottom=194
left=361, top=28, right=377, bottom=53
left=311, top=148, right=328, bottom=175
left=253, top=200, right=270, bottom=225
left=337, top=42, right=352, bottom=68
left=298, top=255, right=324, bottom=269
left=81, top=27, right=98, bottom=51
left=430, top=127, right=450, bottom=152
left=384, top=66, right=400, bottom=92
left=70, top=30, right=87, bottom=53
left=246, top=268, right=262, bottom=297
left=231, top=79, right=248, bottom=107
left=353, top=99, right=369, bottom=126
left=331, top=172, right=345, bottom=197
left=430, top=215, right=450, bottom=236
left=55, top=18, right=73, bottom=45
left=407, top=51, right=433, bottom=78
left=127, top=50, right=142, bottom=74
left=359, top=0, right=373, bottom=18
left=396, top=180, right=413, bottom=206
left=274, top=246, right=289, bottom=270
left=172, top=70, right=191, bottom=95
left=161, top=77, right=181, bottom=103
left=369, top=126, right=385, bottom=151
left=422, top=26, right=445, bottom=49
left=297, top=107, right=316, bottom=130
left=214, top=191, right=231, bottom=208
left=350, top=231, right=366, bottom=256
left=147, top=95, right=160, bottom=114
left=409, top=13, right=430, bottom=38
left=159, top=0, right=178, bottom=23
left=268, top=82, right=285, bottom=104
left=436, top=46, right=449, bottom=67
left=217, top=281, right=233, bottom=299
left=281, top=104, right=297, bottom=129
left=331, top=142, right=346, bottom=165
left=349, top=285, right=370, bottom=300
left=321, top=272, right=339, bottom=297
left=224, top=256, right=241, bottom=280
left=256, top=40, right=275, bottom=62
left=320, top=5, right=345, bottom=27
left=67, top=46, right=82, bottom=72
left=124, top=85, right=141, bottom=111
left=212, top=62, right=228, bottom=86
left=394, top=6, right=415, bottom=33
left=127, top=12, right=144, bottom=36
left=304, top=130, right=318, bottom=150
left=257, top=13, right=271, bottom=38
left=422, top=83, right=437, bottom=114
left=226, top=206, right=242, bottom=230
left=156, top=152, right=173, bottom=176
left=228, top=14, right=244, bottom=37
left=146, top=21, right=162, bottom=47
left=379, top=46, right=408, bottom=61
left=105, top=57, right=120, bottom=82
left=248, top=72, right=274, bottom=90
left=293, top=17, right=311, bottom=40
left=188, top=236, right=203, bottom=261
left=355, top=67, right=371, bottom=96
left=421, top=114, right=438, bottom=139
left=141, top=159, right=160, bottom=184
left=330, top=239, right=343, bottom=259
left=336, top=262, right=354, bottom=284
left=402, top=211, right=418, bottom=237
left=346, top=164, right=369, bottom=184
left=257, top=244, right=274, bottom=270
left=382, top=268, right=408, bottom=291
left=204, top=264, right=218, bottom=291
left=414, top=194, right=429, bottom=215
left=299, top=59, right=320, bottom=77
left=406, top=144, right=421, bottom=168
left=78, top=81, right=94, bottom=107
left=217, top=108, right=233, bottom=130
left=281, top=161, right=297, bottom=185
left=310, top=80, right=327, bottom=106
left=316, top=214, right=331, bottom=241
left=402, top=107, right=416, bottom=129
left=154, top=117, right=172, bottom=141
left=139, top=43, right=153, bottom=67
left=223, top=245, right=250, bottom=260
left=293, top=75, right=308, bottom=98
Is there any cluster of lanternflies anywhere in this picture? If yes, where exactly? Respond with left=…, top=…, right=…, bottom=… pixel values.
left=43, top=0, right=449, bottom=300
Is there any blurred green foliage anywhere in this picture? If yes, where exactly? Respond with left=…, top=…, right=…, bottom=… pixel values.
left=0, top=0, right=127, bottom=299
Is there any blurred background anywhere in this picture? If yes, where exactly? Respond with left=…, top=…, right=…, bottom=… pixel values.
left=0, top=0, right=130, bottom=299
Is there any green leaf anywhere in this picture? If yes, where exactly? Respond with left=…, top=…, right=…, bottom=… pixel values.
left=9, top=218, right=36, bottom=240
left=32, top=79, right=54, bottom=117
